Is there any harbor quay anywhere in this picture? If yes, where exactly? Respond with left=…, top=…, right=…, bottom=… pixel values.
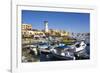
left=22, top=23, right=90, bottom=62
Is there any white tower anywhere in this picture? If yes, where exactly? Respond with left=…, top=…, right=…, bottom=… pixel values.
left=44, top=21, right=49, bottom=32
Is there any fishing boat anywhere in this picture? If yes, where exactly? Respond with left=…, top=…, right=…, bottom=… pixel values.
left=75, top=41, right=86, bottom=52
left=50, top=41, right=89, bottom=60
left=74, top=41, right=89, bottom=59
left=50, top=45, right=75, bottom=60
left=38, top=42, right=51, bottom=54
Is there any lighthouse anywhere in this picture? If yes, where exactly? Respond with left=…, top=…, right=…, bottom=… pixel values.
left=44, top=21, right=49, bottom=32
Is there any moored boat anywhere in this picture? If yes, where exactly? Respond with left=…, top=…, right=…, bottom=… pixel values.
left=51, top=45, right=75, bottom=60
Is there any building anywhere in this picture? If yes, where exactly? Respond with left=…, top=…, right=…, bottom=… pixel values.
left=59, top=30, right=69, bottom=37
left=22, top=24, right=32, bottom=30
left=48, top=29, right=69, bottom=37
left=22, top=30, right=46, bottom=38
left=22, top=24, right=32, bottom=38
left=28, top=30, right=46, bottom=38
left=22, top=23, right=69, bottom=37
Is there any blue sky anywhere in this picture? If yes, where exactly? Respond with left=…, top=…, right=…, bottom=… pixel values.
left=22, top=10, right=90, bottom=33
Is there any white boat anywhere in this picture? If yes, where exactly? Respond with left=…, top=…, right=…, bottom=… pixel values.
left=50, top=41, right=89, bottom=60
left=38, top=42, right=50, bottom=53
left=75, top=41, right=86, bottom=52
left=74, top=41, right=90, bottom=59
left=51, top=45, right=75, bottom=60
